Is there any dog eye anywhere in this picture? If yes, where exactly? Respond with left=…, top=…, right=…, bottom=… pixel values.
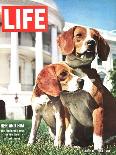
left=75, top=33, right=82, bottom=37
left=60, top=71, right=68, bottom=77
left=58, top=71, right=68, bottom=81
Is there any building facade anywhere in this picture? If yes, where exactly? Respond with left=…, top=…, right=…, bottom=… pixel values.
left=0, top=0, right=64, bottom=119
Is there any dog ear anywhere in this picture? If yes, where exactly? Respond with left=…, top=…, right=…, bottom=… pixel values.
left=36, top=65, right=62, bottom=97
left=33, top=84, right=44, bottom=97
left=57, top=27, right=76, bottom=55
left=97, top=34, right=110, bottom=61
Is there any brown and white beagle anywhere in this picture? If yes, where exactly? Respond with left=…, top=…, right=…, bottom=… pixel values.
left=28, top=62, right=80, bottom=146
left=57, top=26, right=110, bottom=68
left=57, top=26, right=116, bottom=151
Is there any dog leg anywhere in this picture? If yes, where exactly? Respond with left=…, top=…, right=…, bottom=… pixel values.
left=54, top=111, right=63, bottom=147
left=92, top=107, right=104, bottom=151
left=28, top=111, right=41, bottom=145
left=65, top=123, right=73, bottom=146
left=49, top=127, right=55, bottom=139
left=65, top=115, right=75, bottom=146
left=28, top=95, right=49, bottom=145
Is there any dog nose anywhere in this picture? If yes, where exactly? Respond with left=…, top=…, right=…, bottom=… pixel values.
left=77, top=78, right=84, bottom=89
left=87, top=40, right=96, bottom=47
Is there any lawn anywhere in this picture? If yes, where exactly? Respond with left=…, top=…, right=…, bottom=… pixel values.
left=0, top=120, right=115, bottom=155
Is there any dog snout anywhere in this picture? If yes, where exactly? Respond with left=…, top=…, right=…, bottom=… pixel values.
left=87, top=40, right=96, bottom=48
left=67, top=75, right=79, bottom=91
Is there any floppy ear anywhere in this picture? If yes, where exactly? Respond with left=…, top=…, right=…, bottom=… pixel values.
left=57, top=27, right=76, bottom=55
left=97, top=34, right=110, bottom=61
left=36, top=65, right=62, bottom=97
left=33, top=84, right=44, bottom=97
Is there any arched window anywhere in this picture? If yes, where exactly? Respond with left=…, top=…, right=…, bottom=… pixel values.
left=97, top=58, right=102, bottom=65
left=99, top=71, right=106, bottom=83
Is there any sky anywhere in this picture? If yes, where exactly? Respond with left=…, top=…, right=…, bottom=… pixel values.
left=54, top=0, right=116, bottom=31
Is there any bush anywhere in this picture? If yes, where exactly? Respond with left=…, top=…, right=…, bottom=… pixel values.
left=110, top=59, right=116, bottom=97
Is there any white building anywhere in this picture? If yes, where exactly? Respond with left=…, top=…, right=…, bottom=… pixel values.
left=64, top=22, right=116, bottom=90
left=0, top=0, right=64, bottom=119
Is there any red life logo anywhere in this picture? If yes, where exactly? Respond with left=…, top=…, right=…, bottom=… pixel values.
left=2, top=6, right=48, bottom=32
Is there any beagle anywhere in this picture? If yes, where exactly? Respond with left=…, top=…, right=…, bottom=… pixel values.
left=28, top=62, right=80, bottom=146
left=57, top=26, right=116, bottom=151
left=57, top=26, right=110, bottom=68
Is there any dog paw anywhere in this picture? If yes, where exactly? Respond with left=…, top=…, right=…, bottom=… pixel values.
left=93, top=134, right=103, bottom=151
left=54, top=138, right=61, bottom=147
left=27, top=142, right=33, bottom=146
left=65, top=141, right=72, bottom=147
left=65, top=137, right=72, bottom=146
left=27, top=139, right=34, bottom=145
left=27, top=143, right=32, bottom=146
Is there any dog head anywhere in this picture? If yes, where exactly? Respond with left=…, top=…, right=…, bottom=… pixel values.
left=34, top=63, right=80, bottom=97
left=57, top=26, right=110, bottom=67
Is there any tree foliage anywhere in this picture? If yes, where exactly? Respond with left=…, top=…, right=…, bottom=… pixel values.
left=110, top=59, right=116, bottom=97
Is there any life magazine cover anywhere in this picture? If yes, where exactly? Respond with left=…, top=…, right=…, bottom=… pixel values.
left=0, top=0, right=116, bottom=154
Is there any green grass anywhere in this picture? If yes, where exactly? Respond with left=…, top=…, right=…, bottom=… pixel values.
left=0, top=120, right=115, bottom=155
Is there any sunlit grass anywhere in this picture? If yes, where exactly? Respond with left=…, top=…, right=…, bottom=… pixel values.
left=0, top=120, right=115, bottom=155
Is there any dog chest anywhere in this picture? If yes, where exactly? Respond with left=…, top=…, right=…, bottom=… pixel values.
left=60, top=90, right=97, bottom=127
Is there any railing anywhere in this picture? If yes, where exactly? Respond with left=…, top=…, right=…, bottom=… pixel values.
left=0, top=30, right=51, bottom=54
left=21, top=84, right=33, bottom=91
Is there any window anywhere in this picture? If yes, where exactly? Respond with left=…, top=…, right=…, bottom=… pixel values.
left=113, top=54, right=116, bottom=60
left=19, top=66, right=21, bottom=83
left=97, top=58, right=102, bottom=65
left=18, top=32, right=21, bottom=45
left=99, top=72, right=106, bottom=83
left=113, top=59, right=116, bottom=70
left=30, top=32, right=35, bottom=47
left=33, top=69, right=35, bottom=86
left=112, top=54, right=116, bottom=69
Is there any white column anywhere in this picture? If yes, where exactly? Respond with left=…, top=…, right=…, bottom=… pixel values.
left=35, top=32, right=43, bottom=78
left=58, top=53, right=63, bottom=62
left=8, top=32, right=21, bottom=92
left=51, top=25, right=59, bottom=64
left=24, top=61, right=33, bottom=90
